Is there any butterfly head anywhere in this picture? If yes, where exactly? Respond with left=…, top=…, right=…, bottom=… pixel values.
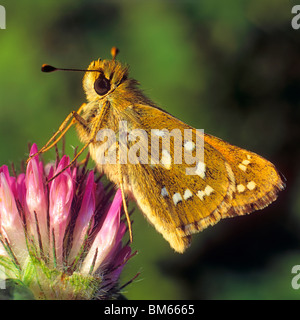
left=83, top=57, right=129, bottom=103
left=41, top=47, right=131, bottom=104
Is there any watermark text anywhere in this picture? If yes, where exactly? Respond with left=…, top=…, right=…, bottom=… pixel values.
left=94, top=121, right=204, bottom=175
left=292, top=5, right=300, bottom=30
left=0, top=5, right=5, bottom=29
left=291, top=265, right=300, bottom=289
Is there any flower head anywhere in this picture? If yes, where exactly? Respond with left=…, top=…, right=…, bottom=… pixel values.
left=0, top=144, right=134, bottom=300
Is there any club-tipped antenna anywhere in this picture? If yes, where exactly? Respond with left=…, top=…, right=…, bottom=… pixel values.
left=41, top=47, right=120, bottom=73
left=41, top=64, right=100, bottom=73
left=111, top=46, right=119, bottom=60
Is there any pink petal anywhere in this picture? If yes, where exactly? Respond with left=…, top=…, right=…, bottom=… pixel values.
left=49, top=155, right=74, bottom=267
left=0, top=170, right=28, bottom=266
left=25, top=144, right=48, bottom=252
left=68, top=171, right=96, bottom=263
left=102, top=221, right=127, bottom=267
left=0, top=165, right=17, bottom=197
left=16, top=173, right=26, bottom=207
left=80, top=189, right=123, bottom=275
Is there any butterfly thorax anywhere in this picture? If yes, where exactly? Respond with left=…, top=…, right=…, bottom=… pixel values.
left=76, top=58, right=158, bottom=189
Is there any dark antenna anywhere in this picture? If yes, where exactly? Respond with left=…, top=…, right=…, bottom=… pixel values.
left=111, top=46, right=119, bottom=60
left=41, top=47, right=119, bottom=73
left=41, top=64, right=100, bottom=73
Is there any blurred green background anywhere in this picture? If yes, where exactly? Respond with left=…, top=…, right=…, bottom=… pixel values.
left=0, top=0, right=299, bottom=299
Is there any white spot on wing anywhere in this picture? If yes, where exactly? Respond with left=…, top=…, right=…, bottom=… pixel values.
left=242, top=159, right=251, bottom=166
left=204, top=185, right=214, bottom=196
left=173, top=192, right=182, bottom=205
left=197, top=185, right=214, bottom=201
left=161, top=187, right=169, bottom=197
left=161, top=149, right=172, bottom=169
left=152, top=129, right=165, bottom=137
left=195, top=161, right=206, bottom=179
left=184, top=141, right=195, bottom=151
left=238, top=163, right=247, bottom=172
left=247, top=181, right=256, bottom=190
left=237, top=184, right=246, bottom=193
left=197, top=190, right=205, bottom=201
left=183, top=189, right=193, bottom=200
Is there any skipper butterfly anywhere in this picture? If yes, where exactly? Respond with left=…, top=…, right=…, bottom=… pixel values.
left=29, top=48, right=285, bottom=253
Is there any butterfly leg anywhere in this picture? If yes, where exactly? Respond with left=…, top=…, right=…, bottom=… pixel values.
left=27, top=103, right=87, bottom=163
left=118, top=160, right=133, bottom=243
left=48, top=102, right=109, bottom=181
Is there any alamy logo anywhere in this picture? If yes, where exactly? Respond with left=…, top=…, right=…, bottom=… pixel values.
left=94, top=121, right=205, bottom=176
left=0, top=5, right=5, bottom=29
left=291, top=265, right=300, bottom=290
left=292, top=5, right=300, bottom=30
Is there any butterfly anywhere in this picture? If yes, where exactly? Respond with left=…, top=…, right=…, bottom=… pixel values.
left=30, top=47, right=285, bottom=253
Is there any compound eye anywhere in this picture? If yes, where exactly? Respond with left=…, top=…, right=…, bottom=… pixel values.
left=94, top=76, right=110, bottom=95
